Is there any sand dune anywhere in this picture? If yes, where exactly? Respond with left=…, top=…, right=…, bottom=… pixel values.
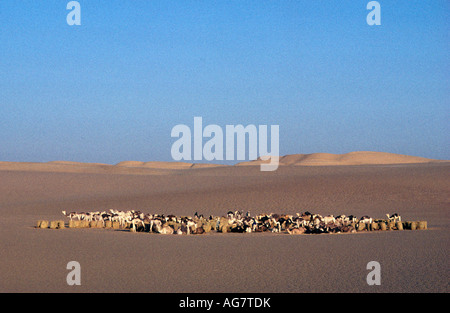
left=116, top=161, right=224, bottom=169
left=115, top=161, right=226, bottom=170
left=0, top=152, right=444, bottom=175
left=115, top=161, right=146, bottom=167
left=142, top=161, right=193, bottom=169
left=47, top=161, right=110, bottom=167
left=237, top=151, right=441, bottom=166
left=301, top=151, right=437, bottom=165
left=0, top=161, right=172, bottom=175
left=0, top=160, right=226, bottom=174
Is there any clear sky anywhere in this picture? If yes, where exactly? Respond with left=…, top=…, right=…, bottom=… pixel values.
left=0, top=0, right=448, bottom=164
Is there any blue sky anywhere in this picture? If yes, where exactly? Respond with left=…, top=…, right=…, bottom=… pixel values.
left=0, top=0, right=448, bottom=164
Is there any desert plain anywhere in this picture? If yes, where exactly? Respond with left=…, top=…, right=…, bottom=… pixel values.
left=0, top=151, right=448, bottom=292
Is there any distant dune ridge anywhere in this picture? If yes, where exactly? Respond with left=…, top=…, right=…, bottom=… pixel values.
left=236, top=151, right=441, bottom=166
left=115, top=161, right=226, bottom=169
left=0, top=151, right=444, bottom=174
left=116, top=161, right=193, bottom=169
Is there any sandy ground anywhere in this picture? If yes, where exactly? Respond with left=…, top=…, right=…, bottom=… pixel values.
left=0, top=156, right=448, bottom=292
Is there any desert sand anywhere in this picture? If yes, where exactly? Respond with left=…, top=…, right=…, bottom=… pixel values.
left=0, top=152, right=448, bottom=292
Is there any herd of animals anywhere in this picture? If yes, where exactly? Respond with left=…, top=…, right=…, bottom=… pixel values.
left=61, top=210, right=404, bottom=235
